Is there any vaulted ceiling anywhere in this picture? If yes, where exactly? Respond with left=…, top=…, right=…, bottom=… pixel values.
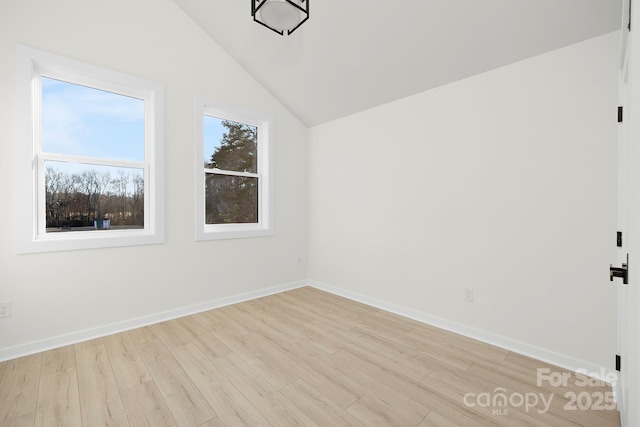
left=172, top=0, right=622, bottom=127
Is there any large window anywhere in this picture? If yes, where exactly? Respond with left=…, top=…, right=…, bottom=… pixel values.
left=195, top=98, right=272, bottom=240
left=15, top=45, right=164, bottom=253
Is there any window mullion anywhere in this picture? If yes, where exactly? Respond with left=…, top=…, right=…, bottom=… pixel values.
left=204, top=168, right=259, bottom=179
left=36, top=154, right=47, bottom=237
left=41, top=153, right=146, bottom=170
left=33, top=71, right=45, bottom=238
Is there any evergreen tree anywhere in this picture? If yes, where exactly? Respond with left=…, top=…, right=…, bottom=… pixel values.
left=206, top=120, right=258, bottom=224
left=208, top=120, right=257, bottom=173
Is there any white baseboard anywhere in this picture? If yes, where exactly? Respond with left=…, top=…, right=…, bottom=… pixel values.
left=0, top=280, right=307, bottom=362
left=308, top=280, right=619, bottom=386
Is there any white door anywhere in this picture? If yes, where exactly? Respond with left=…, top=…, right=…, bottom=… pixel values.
left=617, top=0, right=640, bottom=425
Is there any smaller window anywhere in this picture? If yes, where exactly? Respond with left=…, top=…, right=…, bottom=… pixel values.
left=195, top=98, right=273, bottom=240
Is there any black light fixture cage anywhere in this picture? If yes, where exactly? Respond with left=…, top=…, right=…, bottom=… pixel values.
left=252, top=0, right=309, bottom=36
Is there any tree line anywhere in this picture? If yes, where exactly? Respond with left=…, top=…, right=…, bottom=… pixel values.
left=45, top=167, right=144, bottom=229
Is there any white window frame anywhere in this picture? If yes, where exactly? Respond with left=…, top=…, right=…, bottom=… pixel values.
left=195, top=97, right=273, bottom=240
left=14, top=45, right=164, bottom=253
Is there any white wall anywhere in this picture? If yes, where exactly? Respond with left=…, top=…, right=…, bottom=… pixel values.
left=309, top=32, right=620, bottom=371
left=0, top=0, right=308, bottom=359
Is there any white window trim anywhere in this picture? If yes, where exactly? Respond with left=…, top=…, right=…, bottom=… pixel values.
left=195, top=96, right=273, bottom=241
left=14, top=45, right=165, bottom=253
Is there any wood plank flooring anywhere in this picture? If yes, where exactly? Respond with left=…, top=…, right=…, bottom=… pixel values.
left=0, top=287, right=620, bottom=426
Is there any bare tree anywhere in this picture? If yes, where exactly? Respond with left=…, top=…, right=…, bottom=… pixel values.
left=131, top=174, right=144, bottom=224
left=112, top=170, right=130, bottom=222
left=44, top=166, right=144, bottom=230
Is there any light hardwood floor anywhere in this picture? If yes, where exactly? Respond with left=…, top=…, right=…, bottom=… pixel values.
left=0, top=287, right=620, bottom=426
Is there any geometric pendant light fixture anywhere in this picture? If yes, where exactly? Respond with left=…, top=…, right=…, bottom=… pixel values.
left=252, top=0, right=309, bottom=36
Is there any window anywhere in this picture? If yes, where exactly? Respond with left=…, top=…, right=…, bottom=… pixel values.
left=15, top=45, right=164, bottom=253
left=195, top=97, right=272, bottom=240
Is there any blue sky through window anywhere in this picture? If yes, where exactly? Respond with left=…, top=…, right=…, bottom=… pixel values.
left=41, top=77, right=145, bottom=162
left=203, top=115, right=225, bottom=166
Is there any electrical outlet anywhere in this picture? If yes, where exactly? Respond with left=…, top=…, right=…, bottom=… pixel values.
left=0, top=301, right=11, bottom=318
left=464, top=288, right=474, bottom=302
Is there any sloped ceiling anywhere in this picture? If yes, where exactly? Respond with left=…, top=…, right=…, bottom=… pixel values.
left=172, top=0, right=622, bottom=127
